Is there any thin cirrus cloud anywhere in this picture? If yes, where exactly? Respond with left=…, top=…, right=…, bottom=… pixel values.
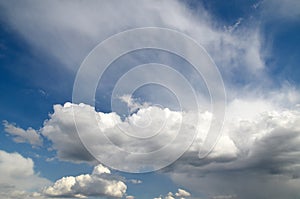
left=0, top=0, right=265, bottom=87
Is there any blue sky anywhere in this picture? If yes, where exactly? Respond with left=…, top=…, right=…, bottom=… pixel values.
left=0, top=0, right=300, bottom=199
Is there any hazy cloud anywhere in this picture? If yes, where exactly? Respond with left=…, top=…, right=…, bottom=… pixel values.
left=3, top=120, right=43, bottom=146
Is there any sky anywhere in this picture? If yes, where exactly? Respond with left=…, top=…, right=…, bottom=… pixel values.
left=0, top=0, right=300, bottom=198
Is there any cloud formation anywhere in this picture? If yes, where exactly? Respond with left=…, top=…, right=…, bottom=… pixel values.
left=37, top=102, right=211, bottom=172
left=153, top=189, right=191, bottom=199
left=1, top=0, right=300, bottom=198
left=0, top=0, right=265, bottom=87
left=0, top=150, right=50, bottom=199
left=4, top=87, right=300, bottom=198
left=3, top=120, right=43, bottom=146
left=175, top=189, right=191, bottom=197
left=43, top=164, right=127, bottom=198
left=167, top=97, right=300, bottom=199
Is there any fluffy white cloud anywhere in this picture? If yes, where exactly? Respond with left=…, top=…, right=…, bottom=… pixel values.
left=43, top=164, right=126, bottom=198
left=3, top=121, right=43, bottom=146
left=154, top=189, right=191, bottom=199
left=0, top=150, right=50, bottom=199
left=0, top=154, right=129, bottom=199
left=175, top=189, right=191, bottom=197
left=164, top=192, right=175, bottom=199
left=5, top=88, right=300, bottom=198
left=126, top=196, right=135, bottom=199
left=92, top=164, right=111, bottom=175
left=165, top=196, right=175, bottom=199
left=39, top=102, right=211, bottom=172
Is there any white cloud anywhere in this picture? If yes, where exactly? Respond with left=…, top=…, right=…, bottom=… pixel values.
left=38, top=102, right=211, bottom=172
left=0, top=150, right=50, bottom=199
left=165, top=196, right=175, bottom=199
left=126, top=196, right=135, bottom=199
left=154, top=189, right=191, bottom=199
left=92, top=164, right=111, bottom=175
left=5, top=87, right=300, bottom=198
left=128, top=179, right=142, bottom=184
left=1, top=1, right=299, bottom=198
left=175, top=189, right=191, bottom=197
left=166, top=96, right=300, bottom=198
left=43, top=164, right=127, bottom=198
left=119, top=94, right=150, bottom=113
left=3, top=120, right=43, bottom=146
left=0, top=190, right=45, bottom=199
left=262, top=0, right=300, bottom=20
left=0, top=0, right=265, bottom=87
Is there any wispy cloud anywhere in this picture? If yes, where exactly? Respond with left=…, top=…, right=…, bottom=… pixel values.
left=3, top=120, right=43, bottom=147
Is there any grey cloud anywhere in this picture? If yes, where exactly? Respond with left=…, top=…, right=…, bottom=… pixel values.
left=5, top=92, right=300, bottom=198
left=3, top=120, right=43, bottom=146
left=36, top=102, right=211, bottom=172
left=167, top=105, right=300, bottom=199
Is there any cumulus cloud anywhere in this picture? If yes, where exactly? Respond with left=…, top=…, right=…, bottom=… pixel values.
left=165, top=196, right=175, bottom=199
left=164, top=192, right=175, bottom=199
left=5, top=87, right=300, bottom=198
left=37, top=102, right=211, bottom=171
left=166, top=96, right=300, bottom=199
left=154, top=189, right=191, bottom=199
left=92, top=164, right=111, bottom=175
left=175, top=189, right=191, bottom=197
left=0, top=150, right=50, bottom=199
left=1, top=1, right=299, bottom=198
left=3, top=120, right=43, bottom=146
left=43, top=164, right=127, bottom=198
left=0, top=150, right=129, bottom=199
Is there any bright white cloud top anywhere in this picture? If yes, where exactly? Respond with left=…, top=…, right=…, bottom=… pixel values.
left=43, top=164, right=127, bottom=198
left=5, top=89, right=300, bottom=198
left=0, top=150, right=50, bottom=199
